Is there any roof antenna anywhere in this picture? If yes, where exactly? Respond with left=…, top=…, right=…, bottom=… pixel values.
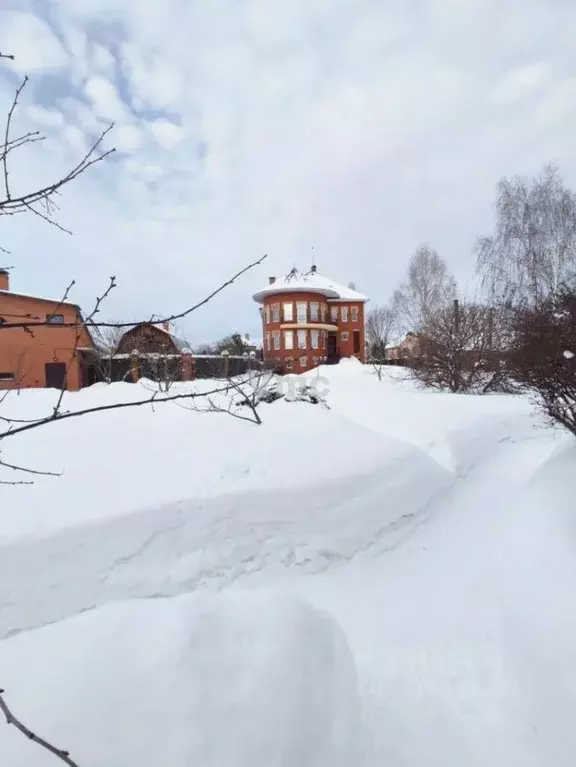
left=310, top=246, right=317, bottom=274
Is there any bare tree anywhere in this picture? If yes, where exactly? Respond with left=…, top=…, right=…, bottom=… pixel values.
left=393, top=245, right=456, bottom=333
left=366, top=304, right=397, bottom=358
left=410, top=297, right=500, bottom=393
left=365, top=303, right=397, bottom=380
left=507, top=285, right=576, bottom=435
left=477, top=163, right=576, bottom=307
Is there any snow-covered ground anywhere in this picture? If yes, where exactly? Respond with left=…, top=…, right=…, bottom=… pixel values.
left=1, top=360, right=575, bottom=766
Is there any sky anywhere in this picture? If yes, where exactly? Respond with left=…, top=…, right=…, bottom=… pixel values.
left=1, top=0, right=576, bottom=345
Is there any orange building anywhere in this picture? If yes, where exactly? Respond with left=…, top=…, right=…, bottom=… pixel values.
left=253, top=266, right=368, bottom=373
left=0, top=269, right=95, bottom=390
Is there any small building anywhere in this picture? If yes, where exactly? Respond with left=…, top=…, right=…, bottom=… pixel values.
left=109, top=322, right=192, bottom=382
left=386, top=332, right=423, bottom=362
left=253, top=266, right=368, bottom=373
left=0, top=269, right=95, bottom=390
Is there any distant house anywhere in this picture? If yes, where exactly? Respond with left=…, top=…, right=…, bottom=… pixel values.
left=0, top=269, right=95, bottom=390
left=253, top=265, right=368, bottom=373
left=115, top=322, right=188, bottom=356
left=386, top=332, right=423, bottom=362
left=111, top=322, right=192, bottom=382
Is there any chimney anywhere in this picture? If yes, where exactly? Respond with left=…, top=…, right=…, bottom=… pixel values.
left=0, top=268, right=9, bottom=292
left=310, top=264, right=317, bottom=273
left=268, top=276, right=276, bottom=285
left=348, top=281, right=356, bottom=290
left=163, top=320, right=171, bottom=333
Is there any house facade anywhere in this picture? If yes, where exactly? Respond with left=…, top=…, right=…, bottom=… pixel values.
left=253, top=266, right=368, bottom=373
left=386, top=332, right=423, bottom=362
left=0, top=269, right=95, bottom=390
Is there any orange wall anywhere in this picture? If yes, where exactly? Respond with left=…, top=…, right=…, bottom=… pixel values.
left=0, top=293, right=93, bottom=390
left=261, top=291, right=366, bottom=372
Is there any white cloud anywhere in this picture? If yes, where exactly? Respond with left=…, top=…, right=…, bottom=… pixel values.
left=1, top=11, right=68, bottom=73
left=115, top=124, right=144, bottom=152
left=84, top=75, right=128, bottom=123
left=26, top=105, right=65, bottom=129
left=492, top=63, right=549, bottom=103
left=149, top=119, right=185, bottom=149
left=91, top=43, right=116, bottom=75
left=4, top=0, right=576, bottom=344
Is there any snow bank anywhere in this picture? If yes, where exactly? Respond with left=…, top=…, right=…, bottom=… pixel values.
left=0, top=375, right=433, bottom=540
left=0, top=591, right=365, bottom=767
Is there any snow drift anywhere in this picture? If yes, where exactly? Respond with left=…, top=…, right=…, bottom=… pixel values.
left=0, top=591, right=365, bottom=767
left=1, top=362, right=576, bottom=766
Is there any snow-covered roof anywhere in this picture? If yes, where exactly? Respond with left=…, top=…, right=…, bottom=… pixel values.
left=253, top=267, right=368, bottom=304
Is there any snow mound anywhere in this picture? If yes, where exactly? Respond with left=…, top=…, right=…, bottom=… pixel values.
left=0, top=591, right=366, bottom=767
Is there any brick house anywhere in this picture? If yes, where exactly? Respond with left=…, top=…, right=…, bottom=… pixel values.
left=0, top=269, right=95, bottom=390
left=386, top=332, right=423, bottom=362
left=253, top=266, right=368, bottom=373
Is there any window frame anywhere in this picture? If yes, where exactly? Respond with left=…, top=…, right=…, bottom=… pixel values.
left=283, top=302, right=294, bottom=322
left=264, top=305, right=270, bottom=324
left=330, top=306, right=338, bottom=322
left=271, top=304, right=280, bottom=323
left=0, top=371, right=15, bottom=381
left=273, top=330, right=281, bottom=350
left=297, top=329, right=307, bottom=349
left=46, top=313, right=65, bottom=325
left=341, top=330, right=350, bottom=342
left=341, top=306, right=349, bottom=323
left=351, top=306, right=359, bottom=322
left=284, top=329, right=294, bottom=350
left=310, top=329, right=319, bottom=349
left=310, top=302, right=319, bottom=321
left=296, top=301, right=307, bottom=323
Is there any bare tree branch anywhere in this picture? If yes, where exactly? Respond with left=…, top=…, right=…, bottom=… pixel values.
left=0, top=255, right=267, bottom=331
left=0, top=75, right=115, bottom=252
left=0, top=689, right=80, bottom=766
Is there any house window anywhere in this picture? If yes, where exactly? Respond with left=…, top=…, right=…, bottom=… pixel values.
left=311, top=329, right=319, bottom=349
left=341, top=306, right=349, bottom=322
left=299, top=355, right=307, bottom=368
left=0, top=372, right=15, bottom=381
left=265, top=331, right=271, bottom=350
left=341, top=331, right=350, bottom=341
left=351, top=306, right=359, bottom=322
left=297, top=329, right=307, bottom=349
left=272, top=304, right=280, bottom=323
left=310, top=302, right=319, bottom=321
left=296, top=302, right=307, bottom=323
left=46, top=313, right=65, bottom=324
left=265, top=306, right=270, bottom=324
left=284, top=330, right=294, bottom=350
left=286, top=358, right=293, bottom=370
left=273, top=331, right=281, bottom=350
left=321, top=304, right=327, bottom=322
left=331, top=306, right=338, bottom=323
left=283, top=302, right=294, bottom=322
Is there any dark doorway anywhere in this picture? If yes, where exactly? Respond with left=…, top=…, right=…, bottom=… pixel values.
left=45, top=362, right=67, bottom=389
left=353, top=330, right=361, bottom=354
left=327, top=333, right=339, bottom=364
